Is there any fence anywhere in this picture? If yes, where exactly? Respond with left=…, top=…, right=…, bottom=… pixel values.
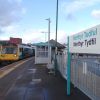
left=57, top=51, right=67, bottom=79
left=71, top=58, right=100, bottom=100
left=56, top=53, right=100, bottom=100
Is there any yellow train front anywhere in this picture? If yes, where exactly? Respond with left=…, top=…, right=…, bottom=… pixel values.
left=0, top=45, right=19, bottom=62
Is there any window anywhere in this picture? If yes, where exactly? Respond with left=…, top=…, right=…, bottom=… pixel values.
left=1, top=46, right=17, bottom=54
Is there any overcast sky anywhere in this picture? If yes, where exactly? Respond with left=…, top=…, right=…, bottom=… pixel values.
left=0, top=0, right=100, bottom=43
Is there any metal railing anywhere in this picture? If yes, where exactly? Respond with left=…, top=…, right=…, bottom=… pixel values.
left=57, top=52, right=67, bottom=79
left=71, top=58, right=100, bottom=100
left=56, top=52, right=100, bottom=100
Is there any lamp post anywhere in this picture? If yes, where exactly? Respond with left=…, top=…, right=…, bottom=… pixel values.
left=54, top=0, right=59, bottom=75
left=46, top=18, right=51, bottom=64
left=56, top=0, right=58, bottom=43
left=55, top=0, right=71, bottom=96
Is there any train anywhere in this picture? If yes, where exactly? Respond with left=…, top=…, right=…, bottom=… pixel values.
left=0, top=43, right=35, bottom=63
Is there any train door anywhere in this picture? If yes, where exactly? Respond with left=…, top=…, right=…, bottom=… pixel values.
left=18, top=45, right=23, bottom=59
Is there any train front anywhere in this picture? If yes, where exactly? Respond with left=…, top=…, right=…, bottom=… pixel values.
left=0, top=45, right=19, bottom=62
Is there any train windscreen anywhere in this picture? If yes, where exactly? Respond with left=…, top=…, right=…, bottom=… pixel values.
left=1, top=46, right=17, bottom=54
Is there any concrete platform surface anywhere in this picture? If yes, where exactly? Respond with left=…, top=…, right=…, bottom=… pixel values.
left=0, top=57, right=90, bottom=100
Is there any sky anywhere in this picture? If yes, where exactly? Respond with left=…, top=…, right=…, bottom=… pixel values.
left=0, top=0, right=100, bottom=44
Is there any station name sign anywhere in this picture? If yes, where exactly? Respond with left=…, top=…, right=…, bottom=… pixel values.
left=69, top=25, right=100, bottom=54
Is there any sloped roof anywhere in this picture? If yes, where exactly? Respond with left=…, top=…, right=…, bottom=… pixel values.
left=47, top=39, right=65, bottom=48
left=33, top=39, right=65, bottom=49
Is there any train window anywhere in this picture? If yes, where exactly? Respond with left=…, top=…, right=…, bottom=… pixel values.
left=1, top=46, right=17, bottom=54
left=13, top=48, right=17, bottom=54
left=1, top=48, right=6, bottom=54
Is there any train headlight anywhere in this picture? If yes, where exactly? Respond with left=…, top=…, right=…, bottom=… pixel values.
left=14, top=54, right=17, bottom=57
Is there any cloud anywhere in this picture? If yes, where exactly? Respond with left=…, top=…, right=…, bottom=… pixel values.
left=22, top=29, right=48, bottom=43
left=0, top=27, right=67, bottom=44
left=66, top=14, right=75, bottom=21
left=0, top=31, right=3, bottom=34
left=91, top=9, right=100, bottom=19
left=1, top=25, right=20, bottom=34
left=61, top=0, right=100, bottom=20
left=20, top=29, right=67, bottom=44
left=57, top=30, right=66, bottom=43
left=0, top=0, right=25, bottom=27
left=41, top=30, right=67, bottom=43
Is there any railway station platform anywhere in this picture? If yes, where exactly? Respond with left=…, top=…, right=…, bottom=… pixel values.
left=0, top=57, right=90, bottom=100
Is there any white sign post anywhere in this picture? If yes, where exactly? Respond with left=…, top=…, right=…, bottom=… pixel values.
left=69, top=24, right=100, bottom=54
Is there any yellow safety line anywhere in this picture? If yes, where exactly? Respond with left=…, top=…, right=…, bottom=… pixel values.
left=0, top=58, right=31, bottom=79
